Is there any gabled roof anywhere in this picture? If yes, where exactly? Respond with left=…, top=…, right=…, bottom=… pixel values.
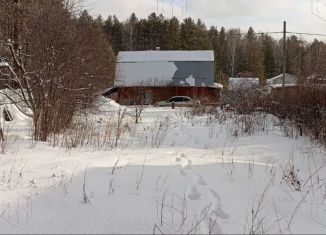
left=117, top=50, right=214, bottom=63
left=267, top=73, right=298, bottom=85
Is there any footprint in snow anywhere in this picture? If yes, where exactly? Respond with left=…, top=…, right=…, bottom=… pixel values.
left=186, top=185, right=201, bottom=200
left=200, top=215, right=223, bottom=234
left=173, top=157, right=181, bottom=162
left=179, top=153, right=192, bottom=169
left=194, top=174, right=207, bottom=185
left=181, top=158, right=192, bottom=169
left=209, top=189, right=229, bottom=219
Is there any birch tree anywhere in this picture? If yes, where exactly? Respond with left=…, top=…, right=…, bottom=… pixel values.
left=226, top=28, right=241, bottom=77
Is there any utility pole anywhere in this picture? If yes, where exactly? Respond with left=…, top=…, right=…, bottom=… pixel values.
left=282, top=21, right=286, bottom=89
left=157, top=0, right=158, bottom=14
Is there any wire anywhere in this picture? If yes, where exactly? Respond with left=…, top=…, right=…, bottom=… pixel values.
left=287, top=32, right=326, bottom=37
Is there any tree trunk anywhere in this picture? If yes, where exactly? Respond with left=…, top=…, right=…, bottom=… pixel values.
left=34, top=107, right=48, bottom=142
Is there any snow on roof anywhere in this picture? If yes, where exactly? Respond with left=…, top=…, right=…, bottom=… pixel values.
left=306, top=74, right=326, bottom=81
left=213, top=83, right=224, bottom=89
left=267, top=73, right=298, bottom=85
left=117, top=50, right=214, bottom=63
left=0, top=61, right=9, bottom=67
left=268, top=84, right=298, bottom=89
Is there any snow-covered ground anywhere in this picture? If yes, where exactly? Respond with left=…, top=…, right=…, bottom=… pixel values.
left=0, top=98, right=325, bottom=234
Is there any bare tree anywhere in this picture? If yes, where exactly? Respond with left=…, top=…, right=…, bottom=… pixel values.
left=0, top=0, right=115, bottom=141
left=226, top=28, right=241, bottom=77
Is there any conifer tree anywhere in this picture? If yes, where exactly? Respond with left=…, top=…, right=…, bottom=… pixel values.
left=245, top=27, right=264, bottom=80
left=262, top=34, right=276, bottom=78
left=166, top=17, right=181, bottom=50
left=180, top=17, right=197, bottom=50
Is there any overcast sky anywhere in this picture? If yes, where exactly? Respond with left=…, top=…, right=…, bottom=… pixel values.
left=84, top=0, right=326, bottom=41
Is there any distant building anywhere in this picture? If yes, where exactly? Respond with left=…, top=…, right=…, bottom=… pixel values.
left=112, top=50, right=220, bottom=105
left=0, top=57, right=9, bottom=68
left=305, top=74, right=326, bottom=87
left=266, top=73, right=298, bottom=87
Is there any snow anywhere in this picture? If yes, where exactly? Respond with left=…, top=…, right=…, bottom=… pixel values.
left=0, top=98, right=326, bottom=234
left=117, top=50, right=214, bottom=63
left=228, top=77, right=259, bottom=91
left=213, top=82, right=224, bottom=89
left=267, top=73, right=298, bottom=86
left=269, top=83, right=298, bottom=89
left=0, top=62, right=9, bottom=67
left=185, top=75, right=196, bottom=86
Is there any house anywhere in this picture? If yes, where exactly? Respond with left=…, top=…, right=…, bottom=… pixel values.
left=264, top=73, right=299, bottom=97
left=305, top=74, right=326, bottom=87
left=112, top=50, right=220, bottom=105
left=266, top=73, right=298, bottom=86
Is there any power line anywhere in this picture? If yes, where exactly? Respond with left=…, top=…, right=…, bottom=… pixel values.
left=107, top=22, right=326, bottom=39
left=287, top=32, right=326, bottom=37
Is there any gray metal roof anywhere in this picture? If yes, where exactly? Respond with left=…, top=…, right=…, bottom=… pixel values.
left=117, top=50, right=214, bottom=63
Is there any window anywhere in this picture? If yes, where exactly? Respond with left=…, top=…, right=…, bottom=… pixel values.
left=174, top=97, right=184, bottom=102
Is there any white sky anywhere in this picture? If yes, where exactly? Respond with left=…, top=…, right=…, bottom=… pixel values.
left=83, top=0, right=326, bottom=41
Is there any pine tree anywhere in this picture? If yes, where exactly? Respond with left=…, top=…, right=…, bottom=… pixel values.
left=209, top=26, right=219, bottom=82
left=180, top=17, right=197, bottom=50
left=262, top=34, right=276, bottom=78
left=166, top=17, right=181, bottom=50
left=195, top=19, right=212, bottom=50
left=104, top=15, right=124, bottom=53
left=286, top=35, right=305, bottom=77
left=244, top=27, right=264, bottom=80
left=217, top=27, right=229, bottom=78
left=145, top=13, right=166, bottom=50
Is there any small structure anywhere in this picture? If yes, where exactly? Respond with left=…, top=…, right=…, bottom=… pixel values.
left=305, top=74, right=326, bottom=87
left=265, top=73, right=298, bottom=96
left=112, top=50, right=220, bottom=105
left=266, top=73, right=298, bottom=86
left=0, top=57, right=9, bottom=68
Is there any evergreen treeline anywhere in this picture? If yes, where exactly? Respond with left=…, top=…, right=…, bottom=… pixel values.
left=98, top=12, right=326, bottom=83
